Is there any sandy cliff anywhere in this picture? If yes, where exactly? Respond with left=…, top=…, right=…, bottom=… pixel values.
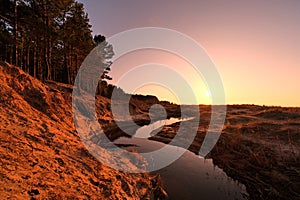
left=0, top=62, right=166, bottom=200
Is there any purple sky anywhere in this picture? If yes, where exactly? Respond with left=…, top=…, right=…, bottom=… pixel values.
left=78, top=0, right=300, bottom=106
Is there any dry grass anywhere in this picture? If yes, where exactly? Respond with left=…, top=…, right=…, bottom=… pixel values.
left=147, top=105, right=300, bottom=200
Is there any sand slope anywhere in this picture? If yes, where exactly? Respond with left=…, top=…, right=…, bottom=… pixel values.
left=0, top=62, right=166, bottom=200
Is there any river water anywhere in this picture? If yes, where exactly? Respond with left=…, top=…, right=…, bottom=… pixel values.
left=114, top=118, right=248, bottom=200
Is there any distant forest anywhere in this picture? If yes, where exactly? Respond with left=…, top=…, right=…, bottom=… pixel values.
left=0, top=0, right=113, bottom=84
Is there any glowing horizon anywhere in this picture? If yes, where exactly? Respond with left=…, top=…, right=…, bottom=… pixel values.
left=79, top=0, right=300, bottom=107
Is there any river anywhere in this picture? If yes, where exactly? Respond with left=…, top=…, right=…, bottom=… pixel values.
left=114, top=118, right=248, bottom=200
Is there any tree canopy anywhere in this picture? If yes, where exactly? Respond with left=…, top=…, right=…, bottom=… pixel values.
left=0, top=0, right=113, bottom=84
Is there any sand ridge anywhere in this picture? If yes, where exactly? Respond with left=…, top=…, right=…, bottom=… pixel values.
left=0, top=62, right=167, bottom=200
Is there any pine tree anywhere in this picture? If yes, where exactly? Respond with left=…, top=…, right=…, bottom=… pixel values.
left=94, top=34, right=114, bottom=81
left=0, top=0, right=112, bottom=85
left=0, top=0, right=14, bottom=63
left=62, top=1, right=94, bottom=84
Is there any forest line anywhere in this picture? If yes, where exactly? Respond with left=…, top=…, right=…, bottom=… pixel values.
left=0, top=0, right=113, bottom=84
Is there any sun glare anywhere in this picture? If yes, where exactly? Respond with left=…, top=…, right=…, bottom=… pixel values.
left=205, top=91, right=211, bottom=97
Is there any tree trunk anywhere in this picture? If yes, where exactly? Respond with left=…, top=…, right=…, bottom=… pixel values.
left=14, top=0, right=18, bottom=66
left=26, top=45, right=30, bottom=73
left=9, top=45, right=13, bottom=64
left=68, top=47, right=72, bottom=84
left=33, top=44, right=37, bottom=78
left=4, top=44, right=7, bottom=62
left=20, top=32, right=23, bottom=69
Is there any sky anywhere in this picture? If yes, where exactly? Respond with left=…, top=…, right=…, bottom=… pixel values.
left=78, top=0, right=300, bottom=106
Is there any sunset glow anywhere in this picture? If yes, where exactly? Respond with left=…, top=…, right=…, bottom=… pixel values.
left=79, top=0, right=300, bottom=106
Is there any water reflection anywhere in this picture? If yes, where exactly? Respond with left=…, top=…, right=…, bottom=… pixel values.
left=115, top=137, right=248, bottom=200
left=114, top=118, right=248, bottom=199
left=134, top=117, right=194, bottom=138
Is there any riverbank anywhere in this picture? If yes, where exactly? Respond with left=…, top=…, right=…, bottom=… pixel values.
left=114, top=136, right=248, bottom=200
left=3, top=62, right=298, bottom=199
left=94, top=81, right=300, bottom=199
left=148, top=105, right=300, bottom=199
left=93, top=81, right=300, bottom=199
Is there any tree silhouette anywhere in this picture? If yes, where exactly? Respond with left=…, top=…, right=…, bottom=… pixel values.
left=0, top=0, right=105, bottom=85
left=94, top=34, right=114, bottom=81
